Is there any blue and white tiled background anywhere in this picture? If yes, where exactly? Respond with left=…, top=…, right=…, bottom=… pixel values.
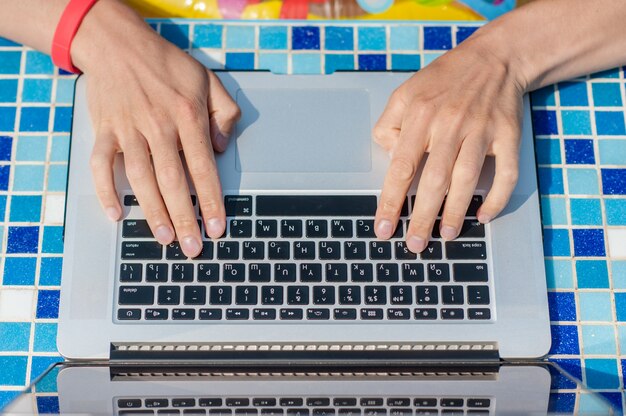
left=0, top=20, right=625, bottom=413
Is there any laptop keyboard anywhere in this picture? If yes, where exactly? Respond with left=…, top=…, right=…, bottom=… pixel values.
left=116, top=193, right=492, bottom=323
left=116, top=396, right=493, bottom=415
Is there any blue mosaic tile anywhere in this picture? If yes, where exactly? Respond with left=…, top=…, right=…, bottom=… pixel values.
left=548, top=393, right=575, bottom=413
left=0, top=36, right=19, bottom=47
left=19, top=107, right=50, bottom=132
left=570, top=198, right=602, bottom=225
left=324, top=26, right=353, bottom=51
left=0, top=392, right=20, bottom=410
left=42, top=226, right=63, bottom=254
left=576, top=260, right=609, bottom=288
left=0, top=165, right=9, bottom=191
left=598, top=139, right=626, bottom=165
left=9, top=195, right=42, bottom=222
left=573, top=229, right=606, bottom=257
left=55, top=78, right=75, bottom=104
left=591, top=68, right=621, bottom=78
left=16, top=135, right=47, bottom=161
left=12, top=165, right=45, bottom=191
left=0, top=136, right=12, bottom=160
left=584, top=359, right=620, bottom=389
left=540, top=196, right=567, bottom=226
left=292, top=54, right=321, bottom=74
left=531, top=85, right=556, bottom=106
left=579, top=292, right=613, bottom=322
left=617, top=326, right=626, bottom=354
left=0, top=357, right=27, bottom=385
left=613, top=261, right=626, bottom=289
left=545, top=259, right=573, bottom=289
left=596, top=111, right=626, bottom=135
left=2, top=257, right=37, bottom=285
left=358, top=54, right=386, bottom=71
left=549, top=324, right=580, bottom=355
left=22, top=79, right=52, bottom=103
left=24, top=51, right=53, bottom=75
left=579, top=392, right=617, bottom=413
left=567, top=168, right=599, bottom=195
left=535, top=139, right=561, bottom=164
left=7, top=226, right=39, bottom=254
left=36, top=289, right=60, bottom=319
left=193, top=24, right=223, bottom=48
left=33, top=366, right=59, bottom=393
left=324, top=54, right=354, bottom=74
left=39, top=257, right=63, bottom=286
left=601, top=168, right=626, bottom=194
left=564, top=139, right=595, bottom=164
left=53, top=107, right=72, bottom=133
left=558, top=81, right=588, bottom=106
left=390, top=26, right=419, bottom=50
left=259, top=26, right=288, bottom=50
left=33, top=323, right=58, bottom=352
left=47, top=164, right=68, bottom=192
left=37, top=396, right=60, bottom=414
left=538, top=167, right=564, bottom=194
left=50, top=135, right=70, bottom=162
left=0, top=195, right=6, bottom=221
left=615, top=294, right=626, bottom=322
left=455, top=26, right=478, bottom=45
left=160, top=24, right=190, bottom=49
left=592, top=83, right=623, bottom=107
left=30, top=356, right=62, bottom=383
left=226, top=26, right=255, bottom=49
left=357, top=27, right=386, bottom=51
left=550, top=358, right=582, bottom=388
left=292, top=26, right=320, bottom=50
left=532, top=110, right=558, bottom=135
left=0, top=107, right=16, bottom=131
left=605, top=199, right=626, bottom=225
left=548, top=292, right=576, bottom=322
left=258, top=53, right=288, bottom=74
left=543, top=228, right=570, bottom=257
left=582, top=325, right=616, bottom=355
left=0, top=79, right=18, bottom=102
left=0, top=323, right=31, bottom=352
left=0, top=51, right=21, bottom=74
left=225, top=52, right=254, bottom=70
left=391, top=54, right=420, bottom=71
left=423, top=26, right=452, bottom=50
left=597, top=393, right=622, bottom=414
left=562, top=110, right=592, bottom=135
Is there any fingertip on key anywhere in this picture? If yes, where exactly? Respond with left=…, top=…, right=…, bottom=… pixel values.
left=477, top=213, right=492, bottom=224
left=155, top=225, right=175, bottom=245
left=205, top=217, right=225, bottom=239
left=440, top=225, right=457, bottom=241
left=406, top=235, right=427, bottom=253
left=181, top=236, right=202, bottom=257
left=376, top=219, right=394, bottom=240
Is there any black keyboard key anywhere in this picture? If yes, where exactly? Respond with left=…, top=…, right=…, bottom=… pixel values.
left=236, top=286, right=258, bottom=305
left=158, top=286, right=180, bottom=305
left=466, top=195, right=483, bottom=216
left=173, top=399, right=196, bottom=407
left=427, top=263, right=450, bottom=282
left=260, top=409, right=282, bottom=415
left=166, top=242, right=186, bottom=260
left=210, top=286, right=232, bottom=305
left=281, top=220, right=303, bottom=238
left=256, top=195, right=376, bottom=217
left=287, top=409, right=309, bottom=416
left=122, top=220, right=153, bottom=238
left=334, top=399, right=357, bottom=407
left=361, top=308, right=384, bottom=320
left=226, top=308, right=249, bottom=320
left=395, top=241, right=417, bottom=260
left=331, top=220, right=353, bottom=237
left=326, top=263, right=348, bottom=282
left=387, top=399, right=410, bottom=407
left=414, top=308, right=437, bottom=320
left=119, top=286, right=154, bottom=305
left=351, top=263, right=373, bottom=282
left=223, top=263, right=245, bottom=282
left=122, top=242, right=162, bottom=260
left=199, top=398, right=223, bottom=407
left=390, top=286, right=412, bottom=305
left=172, top=263, right=194, bottom=282
left=172, top=308, right=195, bottom=320
left=468, top=308, right=491, bottom=320
left=256, top=219, right=278, bottom=237
left=307, top=308, right=330, bottom=320
left=145, top=308, right=168, bottom=320
left=356, top=220, right=375, bottom=238
left=468, top=399, right=490, bottom=408
left=442, top=286, right=464, bottom=305
left=306, top=220, right=328, bottom=237
left=119, top=399, right=142, bottom=408
left=416, top=286, right=438, bottom=305
left=280, top=399, right=303, bottom=407
left=344, top=242, right=366, bottom=260
left=146, top=399, right=169, bottom=408
left=401, top=263, right=424, bottom=282
left=146, top=263, right=168, bottom=282
left=254, top=399, right=277, bottom=407
left=339, top=286, right=361, bottom=305
left=453, top=263, right=488, bottom=282
left=209, top=410, right=233, bottom=416
left=308, top=398, right=330, bottom=407
left=230, top=219, right=252, bottom=238
left=253, top=308, right=276, bottom=320
left=217, top=242, right=239, bottom=260
left=243, top=241, right=265, bottom=260
left=388, top=308, right=411, bottom=320
left=376, top=263, right=399, bottom=282
left=268, top=241, right=290, bottom=260
left=370, top=241, right=391, bottom=260
left=392, top=220, right=404, bottom=238
left=275, top=263, right=297, bottom=282
left=294, top=241, right=315, bottom=260
left=124, top=195, right=139, bottom=206
left=224, top=195, right=252, bottom=216
left=199, top=309, right=222, bottom=320
left=300, top=264, right=322, bottom=282
left=441, top=399, right=463, bottom=407
left=441, top=308, right=464, bottom=319
left=120, top=263, right=142, bottom=282
left=414, top=399, right=437, bottom=407
left=313, top=286, right=335, bottom=305
left=338, top=410, right=360, bottom=416
left=319, top=241, right=341, bottom=260
left=249, top=263, right=271, bottom=282
left=118, top=308, right=141, bottom=320
left=287, top=286, right=309, bottom=305
left=363, top=409, right=384, bottom=416
left=364, top=286, right=386, bottom=305
left=198, top=263, right=219, bottom=282
left=467, top=286, right=490, bottom=305
left=226, top=399, right=250, bottom=407
left=184, top=286, right=206, bottom=305
left=334, top=308, right=357, bottom=320
left=280, top=308, right=303, bottom=320
left=262, top=286, right=283, bottom=305
left=446, top=241, right=487, bottom=260
left=433, top=219, right=485, bottom=238
left=195, top=241, right=214, bottom=260
left=420, top=241, right=442, bottom=260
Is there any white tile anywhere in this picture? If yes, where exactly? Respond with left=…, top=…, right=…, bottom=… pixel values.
left=191, top=49, right=225, bottom=69
left=607, top=229, right=626, bottom=258
left=43, top=194, right=65, bottom=224
left=0, top=289, right=35, bottom=321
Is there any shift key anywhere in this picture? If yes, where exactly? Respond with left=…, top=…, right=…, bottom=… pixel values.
left=122, top=242, right=162, bottom=259
left=446, top=241, right=487, bottom=260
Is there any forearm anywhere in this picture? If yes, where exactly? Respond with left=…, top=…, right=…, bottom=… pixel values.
left=472, top=0, right=626, bottom=91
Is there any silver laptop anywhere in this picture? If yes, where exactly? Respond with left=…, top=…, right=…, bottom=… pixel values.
left=58, top=71, right=550, bottom=362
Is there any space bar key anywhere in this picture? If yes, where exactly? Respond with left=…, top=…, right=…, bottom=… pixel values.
left=256, top=195, right=377, bottom=217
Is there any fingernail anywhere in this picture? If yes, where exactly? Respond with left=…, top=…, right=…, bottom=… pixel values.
left=206, top=217, right=225, bottom=238
left=182, top=236, right=202, bottom=256
left=407, top=236, right=427, bottom=253
left=376, top=220, right=393, bottom=239
left=478, top=213, right=491, bottom=224
left=440, top=225, right=457, bottom=240
left=155, top=225, right=174, bottom=244
left=105, top=207, right=120, bottom=222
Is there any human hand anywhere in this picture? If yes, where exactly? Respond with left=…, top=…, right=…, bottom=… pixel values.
left=372, top=36, right=525, bottom=253
left=72, top=0, right=240, bottom=257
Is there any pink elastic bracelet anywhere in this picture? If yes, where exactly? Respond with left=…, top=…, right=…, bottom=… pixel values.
left=51, top=0, right=99, bottom=73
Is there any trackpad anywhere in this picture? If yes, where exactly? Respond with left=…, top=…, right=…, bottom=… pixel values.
left=234, top=89, right=372, bottom=173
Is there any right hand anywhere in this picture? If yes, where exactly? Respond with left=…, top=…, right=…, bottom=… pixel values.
left=72, top=0, right=240, bottom=257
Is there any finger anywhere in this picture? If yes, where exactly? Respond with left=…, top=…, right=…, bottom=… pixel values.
left=374, top=114, right=428, bottom=241
left=90, top=132, right=121, bottom=221
left=149, top=124, right=202, bottom=258
left=206, top=69, right=241, bottom=153
left=477, top=141, right=520, bottom=224
left=372, top=88, right=406, bottom=155
left=440, top=136, right=488, bottom=240
left=122, top=131, right=175, bottom=245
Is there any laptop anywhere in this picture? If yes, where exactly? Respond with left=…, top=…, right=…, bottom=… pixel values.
left=58, top=71, right=550, bottom=363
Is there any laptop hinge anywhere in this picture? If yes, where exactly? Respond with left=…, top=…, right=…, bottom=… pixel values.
left=110, top=342, right=499, bottom=365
